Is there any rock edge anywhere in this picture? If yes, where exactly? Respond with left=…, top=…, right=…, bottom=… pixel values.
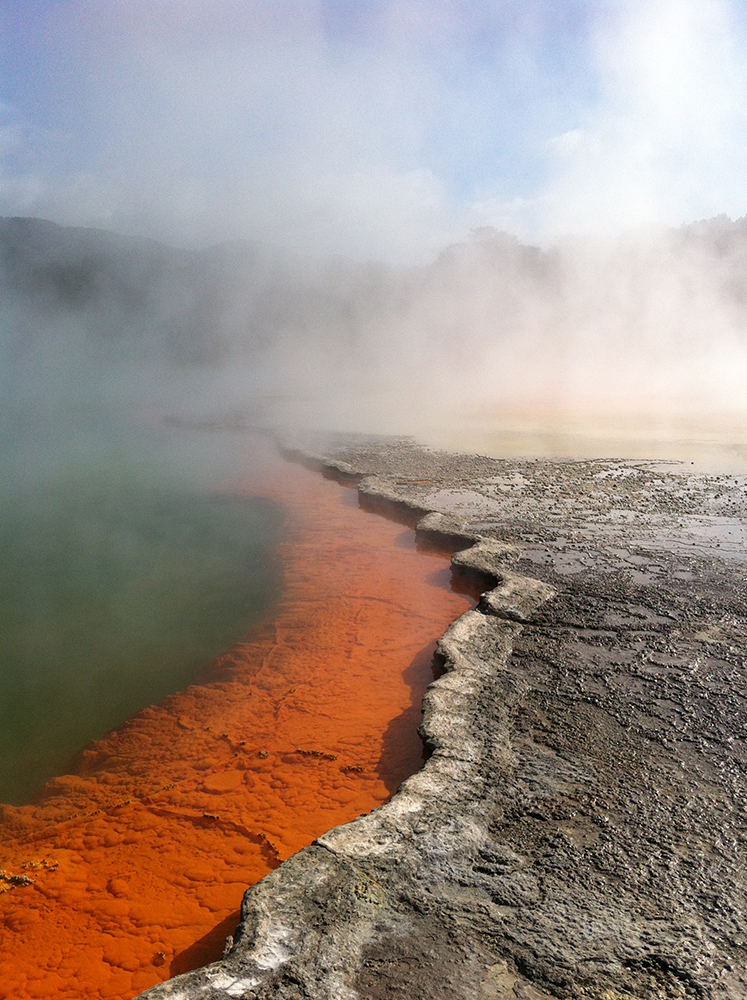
left=139, top=434, right=747, bottom=1000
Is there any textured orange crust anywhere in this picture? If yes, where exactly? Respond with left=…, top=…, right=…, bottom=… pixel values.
left=0, top=447, right=475, bottom=999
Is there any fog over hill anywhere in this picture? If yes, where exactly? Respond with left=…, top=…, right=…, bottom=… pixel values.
left=3, top=214, right=747, bottom=444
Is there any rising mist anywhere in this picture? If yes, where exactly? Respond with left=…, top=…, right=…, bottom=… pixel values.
left=2, top=0, right=747, bottom=798
left=2, top=0, right=746, bottom=456
left=4, top=213, right=746, bottom=461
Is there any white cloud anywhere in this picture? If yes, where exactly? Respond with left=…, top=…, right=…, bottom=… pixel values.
left=534, top=0, right=747, bottom=238
left=545, top=128, right=585, bottom=158
left=2, top=0, right=747, bottom=258
left=0, top=0, right=451, bottom=257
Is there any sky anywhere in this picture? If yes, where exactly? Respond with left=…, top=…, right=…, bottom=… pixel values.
left=1, top=0, right=747, bottom=262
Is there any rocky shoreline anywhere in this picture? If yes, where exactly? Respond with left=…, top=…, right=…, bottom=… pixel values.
left=140, top=434, right=747, bottom=1000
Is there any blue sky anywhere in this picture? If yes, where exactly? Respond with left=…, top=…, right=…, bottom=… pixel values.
left=1, top=0, right=746, bottom=261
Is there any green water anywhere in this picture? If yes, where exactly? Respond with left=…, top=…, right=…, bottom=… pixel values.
left=0, top=429, right=282, bottom=805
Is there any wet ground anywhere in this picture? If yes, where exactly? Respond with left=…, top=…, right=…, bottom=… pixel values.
left=146, top=433, right=747, bottom=1000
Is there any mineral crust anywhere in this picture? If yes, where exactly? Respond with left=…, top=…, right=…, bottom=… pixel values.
left=140, top=435, right=747, bottom=1000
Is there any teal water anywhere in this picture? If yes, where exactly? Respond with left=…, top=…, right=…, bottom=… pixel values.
left=0, top=420, right=282, bottom=805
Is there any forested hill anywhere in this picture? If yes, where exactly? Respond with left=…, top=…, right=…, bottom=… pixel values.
left=3, top=214, right=747, bottom=425
left=0, top=216, right=398, bottom=368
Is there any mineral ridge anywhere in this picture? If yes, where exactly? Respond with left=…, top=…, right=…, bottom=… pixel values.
left=141, top=434, right=747, bottom=1000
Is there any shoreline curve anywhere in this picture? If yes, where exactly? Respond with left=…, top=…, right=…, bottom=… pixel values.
left=139, top=432, right=747, bottom=1000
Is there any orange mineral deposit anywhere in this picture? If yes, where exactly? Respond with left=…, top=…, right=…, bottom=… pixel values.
left=0, top=445, right=476, bottom=999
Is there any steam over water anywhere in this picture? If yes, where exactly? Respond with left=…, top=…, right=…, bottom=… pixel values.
left=0, top=421, right=282, bottom=804
left=2, top=5, right=747, bottom=994
left=0, top=457, right=282, bottom=804
left=2, top=209, right=747, bottom=801
left=1, top=234, right=286, bottom=801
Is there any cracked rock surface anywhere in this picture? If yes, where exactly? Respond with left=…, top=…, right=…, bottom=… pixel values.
left=140, top=434, right=747, bottom=1000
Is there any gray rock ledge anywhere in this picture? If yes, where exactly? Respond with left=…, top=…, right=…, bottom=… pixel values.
left=140, top=434, right=747, bottom=999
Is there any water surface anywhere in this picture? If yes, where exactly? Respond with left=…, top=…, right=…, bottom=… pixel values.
left=0, top=451, right=476, bottom=1000
left=0, top=418, right=282, bottom=803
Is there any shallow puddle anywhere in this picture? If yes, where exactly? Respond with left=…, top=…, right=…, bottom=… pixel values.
left=0, top=442, right=476, bottom=999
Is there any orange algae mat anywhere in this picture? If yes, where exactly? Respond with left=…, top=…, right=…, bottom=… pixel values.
left=0, top=447, right=477, bottom=1000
